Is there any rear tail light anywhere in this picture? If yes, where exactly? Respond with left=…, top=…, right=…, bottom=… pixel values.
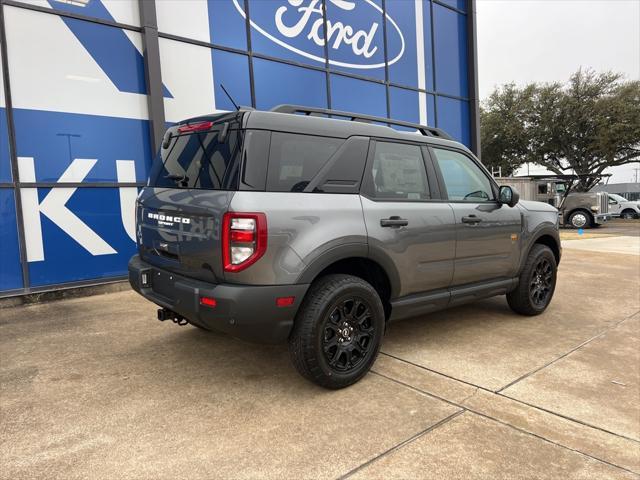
left=200, top=297, right=217, bottom=307
left=222, top=212, right=267, bottom=272
left=177, top=121, right=213, bottom=133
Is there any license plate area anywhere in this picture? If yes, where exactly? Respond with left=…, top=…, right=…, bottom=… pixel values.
left=151, top=269, right=177, bottom=302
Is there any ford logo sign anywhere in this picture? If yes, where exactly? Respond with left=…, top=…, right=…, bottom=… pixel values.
left=232, top=0, right=405, bottom=70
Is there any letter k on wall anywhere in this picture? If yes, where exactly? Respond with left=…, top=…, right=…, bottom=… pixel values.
left=17, top=158, right=137, bottom=262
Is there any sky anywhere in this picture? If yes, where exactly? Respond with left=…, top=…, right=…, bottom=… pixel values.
left=476, top=0, right=640, bottom=184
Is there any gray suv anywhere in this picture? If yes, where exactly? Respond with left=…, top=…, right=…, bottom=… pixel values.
left=129, top=105, right=561, bottom=389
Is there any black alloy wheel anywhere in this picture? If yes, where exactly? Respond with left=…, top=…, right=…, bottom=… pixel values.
left=529, top=257, right=554, bottom=309
left=322, top=297, right=375, bottom=373
left=507, top=244, right=557, bottom=316
left=289, top=274, right=385, bottom=389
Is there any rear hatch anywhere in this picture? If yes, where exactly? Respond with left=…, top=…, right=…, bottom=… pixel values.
left=137, top=111, right=245, bottom=283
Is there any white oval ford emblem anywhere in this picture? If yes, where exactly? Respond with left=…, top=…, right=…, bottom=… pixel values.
left=232, top=0, right=405, bottom=70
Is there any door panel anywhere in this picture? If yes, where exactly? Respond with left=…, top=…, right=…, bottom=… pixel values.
left=429, top=146, right=522, bottom=286
left=450, top=202, right=522, bottom=285
left=363, top=198, right=456, bottom=297
left=361, top=140, right=456, bottom=298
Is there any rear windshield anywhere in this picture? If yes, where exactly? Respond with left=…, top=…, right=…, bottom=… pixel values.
left=149, top=116, right=243, bottom=190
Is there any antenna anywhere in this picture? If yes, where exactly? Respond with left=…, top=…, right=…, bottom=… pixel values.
left=220, top=84, right=240, bottom=111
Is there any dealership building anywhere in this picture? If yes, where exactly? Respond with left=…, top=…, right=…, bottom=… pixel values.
left=0, top=0, right=479, bottom=296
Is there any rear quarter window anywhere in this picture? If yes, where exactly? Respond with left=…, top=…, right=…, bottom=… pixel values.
left=266, top=132, right=343, bottom=192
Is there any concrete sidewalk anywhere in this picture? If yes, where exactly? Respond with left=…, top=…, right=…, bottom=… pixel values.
left=1, top=248, right=639, bottom=479
left=562, top=235, right=640, bottom=255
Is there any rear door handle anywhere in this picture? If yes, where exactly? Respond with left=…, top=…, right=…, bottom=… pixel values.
left=461, top=215, right=482, bottom=224
left=380, top=216, right=409, bottom=228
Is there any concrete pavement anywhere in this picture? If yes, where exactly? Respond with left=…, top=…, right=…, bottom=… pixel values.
left=1, top=244, right=639, bottom=478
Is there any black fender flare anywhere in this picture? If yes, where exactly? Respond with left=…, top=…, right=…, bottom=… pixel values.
left=295, top=243, right=402, bottom=298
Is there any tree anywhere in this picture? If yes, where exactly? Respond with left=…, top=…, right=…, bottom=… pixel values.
left=480, top=69, right=640, bottom=190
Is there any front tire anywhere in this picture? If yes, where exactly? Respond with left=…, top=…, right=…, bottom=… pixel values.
left=288, top=274, right=385, bottom=389
left=507, top=244, right=557, bottom=316
left=568, top=210, right=592, bottom=229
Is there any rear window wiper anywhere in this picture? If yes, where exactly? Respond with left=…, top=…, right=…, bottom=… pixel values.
left=165, top=173, right=189, bottom=187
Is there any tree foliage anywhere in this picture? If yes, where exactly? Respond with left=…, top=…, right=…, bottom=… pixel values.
left=480, top=69, right=640, bottom=190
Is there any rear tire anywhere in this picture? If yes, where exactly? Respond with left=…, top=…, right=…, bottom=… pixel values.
left=568, top=210, right=592, bottom=229
left=621, top=209, right=639, bottom=220
left=288, top=274, right=385, bottom=389
left=507, top=244, right=557, bottom=316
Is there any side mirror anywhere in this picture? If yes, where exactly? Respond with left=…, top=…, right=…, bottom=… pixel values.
left=499, top=185, right=519, bottom=208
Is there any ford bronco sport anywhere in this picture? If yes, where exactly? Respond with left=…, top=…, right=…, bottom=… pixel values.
left=129, top=105, right=561, bottom=389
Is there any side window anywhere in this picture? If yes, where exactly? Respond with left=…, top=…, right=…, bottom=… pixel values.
left=432, top=148, right=495, bottom=201
left=370, top=142, right=430, bottom=200
left=266, top=133, right=343, bottom=192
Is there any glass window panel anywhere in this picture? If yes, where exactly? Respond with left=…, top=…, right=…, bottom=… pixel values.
left=247, top=0, right=326, bottom=67
left=150, top=121, right=244, bottom=191
left=0, top=189, right=23, bottom=292
left=266, top=133, right=343, bottom=192
left=212, top=50, right=252, bottom=110
left=330, top=75, right=386, bottom=118
left=370, top=142, right=430, bottom=200
left=433, top=5, right=468, bottom=97
left=432, top=148, right=493, bottom=201
left=436, top=96, right=470, bottom=146
left=326, top=0, right=386, bottom=80
left=253, top=59, right=327, bottom=110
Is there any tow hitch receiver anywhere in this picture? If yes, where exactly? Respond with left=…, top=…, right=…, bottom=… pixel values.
left=157, top=308, right=188, bottom=326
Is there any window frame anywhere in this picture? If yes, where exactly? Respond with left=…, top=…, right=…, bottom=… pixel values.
left=426, top=145, right=499, bottom=203
left=360, top=138, right=443, bottom=203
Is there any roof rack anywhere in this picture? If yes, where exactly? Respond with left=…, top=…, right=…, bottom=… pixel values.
left=270, top=104, right=453, bottom=140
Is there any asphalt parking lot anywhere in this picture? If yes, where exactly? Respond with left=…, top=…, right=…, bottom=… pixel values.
left=1, top=222, right=639, bottom=479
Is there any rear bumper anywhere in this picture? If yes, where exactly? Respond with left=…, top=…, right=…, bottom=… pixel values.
left=128, top=255, right=309, bottom=343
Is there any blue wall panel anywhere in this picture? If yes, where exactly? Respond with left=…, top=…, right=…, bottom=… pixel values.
left=212, top=50, right=252, bottom=110
left=0, top=108, right=11, bottom=182
left=330, top=75, right=386, bottom=118
left=389, top=87, right=419, bottom=130
left=437, top=96, right=470, bottom=146
left=209, top=0, right=248, bottom=50
left=0, top=189, right=23, bottom=291
left=433, top=4, right=468, bottom=98
left=13, top=109, right=152, bottom=184
left=27, top=187, right=137, bottom=287
left=325, top=0, right=386, bottom=80
left=386, top=0, right=418, bottom=88
left=254, top=59, right=327, bottom=110
left=247, top=0, right=326, bottom=66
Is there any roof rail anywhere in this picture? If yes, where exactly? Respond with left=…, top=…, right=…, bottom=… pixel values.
left=270, top=104, right=453, bottom=140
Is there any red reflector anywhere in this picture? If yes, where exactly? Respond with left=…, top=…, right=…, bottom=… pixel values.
left=178, top=121, right=213, bottom=133
left=200, top=297, right=217, bottom=307
left=276, top=296, right=295, bottom=307
left=230, top=230, right=254, bottom=242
